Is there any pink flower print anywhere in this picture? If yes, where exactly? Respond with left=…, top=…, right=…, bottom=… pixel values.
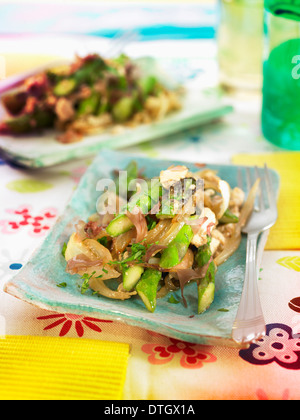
left=37, top=313, right=113, bottom=337
left=0, top=205, right=57, bottom=236
left=142, top=338, right=217, bottom=369
left=239, top=323, right=300, bottom=370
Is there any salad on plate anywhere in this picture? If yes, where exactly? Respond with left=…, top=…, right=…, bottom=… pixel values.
left=0, top=53, right=181, bottom=143
left=63, top=161, right=258, bottom=314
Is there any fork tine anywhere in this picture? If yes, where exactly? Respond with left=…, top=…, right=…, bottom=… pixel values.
left=237, top=167, right=243, bottom=190
left=105, top=29, right=137, bottom=57
left=246, top=167, right=252, bottom=193
left=247, top=167, right=259, bottom=211
left=255, top=166, right=264, bottom=211
left=264, top=164, right=275, bottom=208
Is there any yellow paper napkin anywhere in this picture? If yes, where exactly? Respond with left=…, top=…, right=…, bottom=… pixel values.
left=232, top=152, right=300, bottom=250
left=0, top=335, right=130, bottom=400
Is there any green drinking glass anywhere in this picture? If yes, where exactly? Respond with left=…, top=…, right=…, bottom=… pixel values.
left=262, top=0, right=300, bottom=150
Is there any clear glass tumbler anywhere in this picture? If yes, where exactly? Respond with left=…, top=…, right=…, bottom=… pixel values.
left=217, top=0, right=264, bottom=91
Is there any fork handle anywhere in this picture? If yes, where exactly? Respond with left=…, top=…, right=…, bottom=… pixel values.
left=232, top=233, right=266, bottom=344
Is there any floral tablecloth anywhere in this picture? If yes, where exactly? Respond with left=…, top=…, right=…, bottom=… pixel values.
left=1, top=1, right=300, bottom=401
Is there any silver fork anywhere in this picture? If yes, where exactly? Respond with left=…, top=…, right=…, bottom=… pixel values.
left=104, top=29, right=138, bottom=58
left=232, top=164, right=278, bottom=345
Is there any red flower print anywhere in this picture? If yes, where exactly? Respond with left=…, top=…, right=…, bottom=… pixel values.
left=0, top=205, right=57, bottom=236
left=37, top=313, right=113, bottom=337
left=142, top=337, right=217, bottom=369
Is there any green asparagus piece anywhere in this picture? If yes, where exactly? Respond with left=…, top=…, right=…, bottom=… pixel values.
left=198, top=281, right=215, bottom=314
left=112, top=53, right=129, bottom=66
left=53, top=78, right=77, bottom=96
left=127, top=192, right=151, bottom=214
left=97, top=99, right=108, bottom=115
left=123, top=265, right=144, bottom=291
left=195, top=239, right=212, bottom=267
left=159, top=224, right=194, bottom=269
left=138, top=76, right=157, bottom=96
left=195, top=240, right=216, bottom=314
left=219, top=208, right=239, bottom=224
left=115, top=161, right=139, bottom=199
left=135, top=268, right=162, bottom=312
left=106, top=214, right=134, bottom=237
left=106, top=189, right=152, bottom=236
left=34, top=109, right=55, bottom=129
left=47, top=65, right=70, bottom=83
left=77, top=92, right=100, bottom=116
left=118, top=75, right=128, bottom=90
left=112, top=96, right=135, bottom=122
left=1, top=109, right=54, bottom=134
left=2, top=114, right=31, bottom=133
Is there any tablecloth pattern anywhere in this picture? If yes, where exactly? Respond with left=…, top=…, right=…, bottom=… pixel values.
left=0, top=2, right=300, bottom=401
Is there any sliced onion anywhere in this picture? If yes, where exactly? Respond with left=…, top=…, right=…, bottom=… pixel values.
left=202, top=178, right=231, bottom=220
left=66, top=253, right=103, bottom=273
left=216, top=180, right=231, bottom=219
left=156, top=286, right=169, bottom=299
left=75, top=220, right=88, bottom=240
left=156, top=273, right=178, bottom=299
left=89, top=278, right=135, bottom=300
left=111, top=229, right=136, bottom=257
left=214, top=178, right=260, bottom=266
left=148, top=257, right=161, bottom=265
left=159, top=220, right=185, bottom=246
left=165, top=273, right=179, bottom=291
left=144, top=219, right=171, bottom=245
left=66, top=255, right=121, bottom=279
left=64, top=234, right=120, bottom=279
left=83, top=238, right=112, bottom=262
left=169, top=248, right=194, bottom=272
left=126, top=208, right=148, bottom=243
left=213, top=234, right=242, bottom=267
left=65, top=232, right=94, bottom=261
left=117, top=282, right=137, bottom=295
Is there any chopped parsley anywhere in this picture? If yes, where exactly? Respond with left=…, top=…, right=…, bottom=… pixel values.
left=57, top=282, right=67, bottom=288
left=109, top=241, right=150, bottom=270
left=80, top=271, right=96, bottom=294
left=146, top=215, right=157, bottom=231
left=61, top=242, right=67, bottom=257
left=168, top=295, right=180, bottom=304
left=97, top=237, right=109, bottom=247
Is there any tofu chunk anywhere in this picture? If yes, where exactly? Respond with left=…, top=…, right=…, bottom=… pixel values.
left=191, top=207, right=216, bottom=247
left=160, top=165, right=189, bottom=189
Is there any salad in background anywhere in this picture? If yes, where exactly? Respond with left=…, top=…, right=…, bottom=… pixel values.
left=0, top=54, right=181, bottom=143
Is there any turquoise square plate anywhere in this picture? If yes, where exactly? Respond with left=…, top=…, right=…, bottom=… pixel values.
left=3, top=150, right=280, bottom=347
